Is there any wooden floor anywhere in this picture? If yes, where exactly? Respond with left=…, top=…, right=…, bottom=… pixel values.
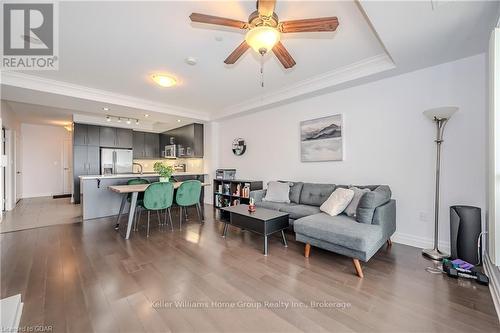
left=1, top=198, right=499, bottom=333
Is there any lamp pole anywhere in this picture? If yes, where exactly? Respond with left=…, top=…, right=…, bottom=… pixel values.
left=422, top=116, right=450, bottom=260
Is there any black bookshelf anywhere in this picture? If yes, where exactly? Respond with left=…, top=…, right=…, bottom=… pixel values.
left=213, top=179, right=263, bottom=219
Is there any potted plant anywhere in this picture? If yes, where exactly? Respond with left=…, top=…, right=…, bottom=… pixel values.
left=153, top=162, right=174, bottom=182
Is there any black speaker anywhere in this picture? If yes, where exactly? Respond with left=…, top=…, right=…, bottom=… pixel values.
left=450, top=206, right=482, bottom=265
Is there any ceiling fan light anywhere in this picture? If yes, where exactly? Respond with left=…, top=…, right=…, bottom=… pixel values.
left=151, top=74, right=177, bottom=87
left=245, top=26, right=280, bottom=54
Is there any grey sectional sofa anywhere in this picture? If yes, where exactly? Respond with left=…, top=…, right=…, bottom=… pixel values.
left=250, top=182, right=396, bottom=278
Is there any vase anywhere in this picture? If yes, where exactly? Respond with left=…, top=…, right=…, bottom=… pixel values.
left=159, top=177, right=169, bottom=183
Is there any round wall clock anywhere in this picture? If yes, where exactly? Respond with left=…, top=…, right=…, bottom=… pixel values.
left=232, top=138, right=246, bottom=156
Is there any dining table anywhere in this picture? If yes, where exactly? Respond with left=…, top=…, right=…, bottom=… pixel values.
left=109, top=181, right=211, bottom=239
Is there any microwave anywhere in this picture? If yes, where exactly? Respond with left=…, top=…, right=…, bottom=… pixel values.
left=164, top=145, right=177, bottom=159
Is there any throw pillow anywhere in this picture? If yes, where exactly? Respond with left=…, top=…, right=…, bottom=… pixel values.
left=320, top=188, right=355, bottom=216
left=344, top=187, right=371, bottom=217
left=263, top=181, right=291, bottom=203
left=356, top=185, right=392, bottom=224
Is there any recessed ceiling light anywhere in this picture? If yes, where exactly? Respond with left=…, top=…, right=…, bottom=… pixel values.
left=151, top=74, right=177, bottom=88
left=126, top=118, right=131, bottom=125
left=106, top=116, right=111, bottom=122
left=117, top=118, right=121, bottom=123
left=136, top=119, right=140, bottom=125
left=144, top=114, right=150, bottom=118
left=185, top=57, right=197, bottom=65
left=177, top=119, right=181, bottom=122
left=103, top=107, right=110, bottom=111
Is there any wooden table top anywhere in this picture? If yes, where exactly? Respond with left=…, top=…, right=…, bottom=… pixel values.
left=109, top=182, right=211, bottom=194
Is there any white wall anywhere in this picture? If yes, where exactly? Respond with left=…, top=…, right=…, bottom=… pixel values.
left=21, top=123, right=71, bottom=198
left=215, top=54, right=487, bottom=250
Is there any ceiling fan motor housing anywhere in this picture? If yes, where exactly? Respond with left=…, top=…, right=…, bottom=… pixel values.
left=248, top=11, right=279, bottom=29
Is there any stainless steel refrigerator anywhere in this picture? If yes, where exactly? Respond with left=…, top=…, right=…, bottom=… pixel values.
left=100, top=148, right=133, bottom=175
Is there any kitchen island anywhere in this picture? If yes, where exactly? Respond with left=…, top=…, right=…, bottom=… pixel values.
left=79, top=173, right=207, bottom=220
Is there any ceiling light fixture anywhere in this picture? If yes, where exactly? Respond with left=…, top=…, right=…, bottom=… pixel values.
left=151, top=74, right=177, bottom=87
left=185, top=57, right=197, bottom=65
left=105, top=115, right=140, bottom=125
left=177, top=119, right=181, bottom=122
left=245, top=26, right=280, bottom=55
left=103, top=107, right=110, bottom=111
left=144, top=114, right=150, bottom=118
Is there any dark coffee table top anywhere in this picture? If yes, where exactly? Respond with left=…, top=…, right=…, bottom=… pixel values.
left=221, top=204, right=289, bottom=221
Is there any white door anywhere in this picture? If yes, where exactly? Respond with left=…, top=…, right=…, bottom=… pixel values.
left=62, top=139, right=72, bottom=195
left=14, top=131, right=21, bottom=202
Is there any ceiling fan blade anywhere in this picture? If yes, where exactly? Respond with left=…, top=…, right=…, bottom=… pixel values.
left=280, top=17, right=339, bottom=33
left=224, top=41, right=250, bottom=64
left=272, top=41, right=296, bottom=69
left=189, top=13, right=248, bottom=29
left=257, top=0, right=276, bottom=17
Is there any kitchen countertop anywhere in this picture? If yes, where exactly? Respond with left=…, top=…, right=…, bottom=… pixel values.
left=79, top=172, right=208, bottom=180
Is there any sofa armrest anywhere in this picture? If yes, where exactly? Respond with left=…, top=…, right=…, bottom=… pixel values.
left=372, top=199, right=396, bottom=239
left=250, top=189, right=267, bottom=203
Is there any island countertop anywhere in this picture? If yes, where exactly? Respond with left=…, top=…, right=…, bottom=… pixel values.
left=79, top=172, right=208, bottom=180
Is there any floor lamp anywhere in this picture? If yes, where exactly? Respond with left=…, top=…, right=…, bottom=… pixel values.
left=422, top=106, right=459, bottom=261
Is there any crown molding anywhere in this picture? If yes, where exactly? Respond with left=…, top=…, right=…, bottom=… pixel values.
left=212, top=53, right=395, bottom=120
left=0, top=71, right=210, bottom=121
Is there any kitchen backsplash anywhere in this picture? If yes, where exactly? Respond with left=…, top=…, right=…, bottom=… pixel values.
left=133, top=158, right=204, bottom=174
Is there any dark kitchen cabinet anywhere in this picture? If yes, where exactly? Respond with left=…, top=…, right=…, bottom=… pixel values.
left=162, top=123, right=203, bottom=158
left=99, top=127, right=133, bottom=148
left=133, top=131, right=160, bottom=158
left=116, top=128, right=133, bottom=148
left=144, top=132, right=159, bottom=157
left=74, top=123, right=99, bottom=146
left=73, top=145, right=100, bottom=204
left=99, top=127, right=116, bottom=147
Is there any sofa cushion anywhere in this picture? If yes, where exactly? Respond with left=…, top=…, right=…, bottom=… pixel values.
left=263, top=181, right=290, bottom=203
left=344, top=187, right=371, bottom=217
left=356, top=185, right=392, bottom=224
left=255, top=201, right=294, bottom=211
left=299, top=183, right=336, bottom=206
left=279, top=204, right=321, bottom=220
left=279, top=181, right=304, bottom=204
left=294, top=213, right=383, bottom=253
left=320, top=188, right=355, bottom=216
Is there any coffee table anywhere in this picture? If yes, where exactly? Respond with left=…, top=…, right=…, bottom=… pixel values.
left=220, top=204, right=289, bottom=256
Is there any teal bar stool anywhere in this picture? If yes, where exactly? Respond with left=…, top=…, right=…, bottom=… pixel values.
left=137, top=182, right=174, bottom=237
left=115, top=178, right=150, bottom=230
left=175, top=180, right=203, bottom=229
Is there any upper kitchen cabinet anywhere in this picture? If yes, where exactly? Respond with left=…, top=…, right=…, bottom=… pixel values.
left=133, top=131, right=160, bottom=158
left=162, top=123, right=204, bottom=158
left=99, top=127, right=133, bottom=148
left=73, top=123, right=100, bottom=146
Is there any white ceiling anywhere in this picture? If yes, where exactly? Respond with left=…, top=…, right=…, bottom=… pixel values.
left=1, top=0, right=499, bottom=125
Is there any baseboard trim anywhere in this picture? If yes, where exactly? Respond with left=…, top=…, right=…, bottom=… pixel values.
left=392, top=231, right=451, bottom=253
left=484, top=254, right=500, bottom=321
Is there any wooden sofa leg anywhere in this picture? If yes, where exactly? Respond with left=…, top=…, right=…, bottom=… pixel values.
left=304, top=243, right=311, bottom=258
left=387, top=238, right=392, bottom=247
left=352, top=259, right=364, bottom=278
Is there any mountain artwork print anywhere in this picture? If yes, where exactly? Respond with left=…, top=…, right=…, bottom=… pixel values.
left=300, top=114, right=343, bottom=162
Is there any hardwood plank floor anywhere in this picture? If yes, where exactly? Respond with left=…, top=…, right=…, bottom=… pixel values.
left=1, top=198, right=499, bottom=332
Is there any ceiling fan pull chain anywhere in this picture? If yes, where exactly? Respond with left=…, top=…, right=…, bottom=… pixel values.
left=260, top=54, right=264, bottom=88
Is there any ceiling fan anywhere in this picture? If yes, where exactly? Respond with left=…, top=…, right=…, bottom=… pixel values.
left=189, top=0, right=339, bottom=69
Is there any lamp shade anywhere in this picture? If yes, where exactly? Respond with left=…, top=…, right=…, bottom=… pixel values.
left=423, top=107, right=459, bottom=120
left=245, top=26, right=280, bottom=54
